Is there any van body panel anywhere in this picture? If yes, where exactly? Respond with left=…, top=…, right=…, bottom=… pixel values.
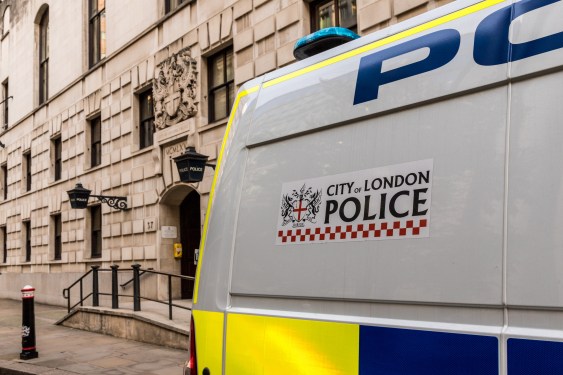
left=507, top=71, right=563, bottom=307
left=232, top=87, right=506, bottom=305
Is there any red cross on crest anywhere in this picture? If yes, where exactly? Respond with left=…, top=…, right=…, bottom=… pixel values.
left=293, top=199, right=307, bottom=221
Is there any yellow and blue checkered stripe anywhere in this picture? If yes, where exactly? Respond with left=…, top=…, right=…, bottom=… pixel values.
left=193, top=310, right=563, bottom=374
left=223, top=313, right=563, bottom=374
left=224, top=313, right=499, bottom=374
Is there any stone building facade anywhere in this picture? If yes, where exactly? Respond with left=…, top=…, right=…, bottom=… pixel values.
left=0, top=0, right=452, bottom=305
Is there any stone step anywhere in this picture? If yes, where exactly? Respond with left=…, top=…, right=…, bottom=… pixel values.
left=55, top=300, right=191, bottom=350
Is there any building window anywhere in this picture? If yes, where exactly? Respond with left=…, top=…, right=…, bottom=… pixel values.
left=53, top=137, right=62, bottom=181
left=2, top=79, right=8, bottom=129
left=1, top=163, right=6, bottom=200
left=90, top=205, right=102, bottom=258
left=23, top=152, right=31, bottom=192
left=165, top=0, right=186, bottom=14
left=90, top=116, right=102, bottom=168
left=39, top=9, right=49, bottom=105
left=1, top=226, right=6, bottom=264
left=24, top=221, right=31, bottom=262
left=52, top=214, right=61, bottom=260
left=310, top=0, right=357, bottom=32
left=208, top=48, right=234, bottom=122
left=139, top=89, right=155, bottom=149
left=89, top=0, right=106, bottom=67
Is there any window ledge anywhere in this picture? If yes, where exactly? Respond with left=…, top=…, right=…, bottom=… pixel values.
left=162, top=0, right=194, bottom=22
left=19, top=189, right=34, bottom=198
left=49, top=178, right=66, bottom=187
left=82, top=258, right=103, bottom=263
left=84, top=162, right=107, bottom=174
left=200, top=117, right=228, bottom=132
left=87, top=58, right=106, bottom=75
left=130, top=145, right=154, bottom=158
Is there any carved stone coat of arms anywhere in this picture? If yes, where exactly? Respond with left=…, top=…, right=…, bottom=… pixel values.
left=153, top=47, right=198, bottom=130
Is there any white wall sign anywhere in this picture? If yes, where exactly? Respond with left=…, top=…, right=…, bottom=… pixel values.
left=276, top=159, right=433, bottom=245
left=161, top=226, right=178, bottom=239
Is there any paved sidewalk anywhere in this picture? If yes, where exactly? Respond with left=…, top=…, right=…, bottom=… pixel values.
left=0, top=299, right=187, bottom=374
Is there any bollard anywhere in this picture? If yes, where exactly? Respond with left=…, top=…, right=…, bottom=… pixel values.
left=92, top=265, right=100, bottom=307
left=110, top=265, right=119, bottom=309
left=132, top=264, right=141, bottom=312
left=20, top=285, right=39, bottom=360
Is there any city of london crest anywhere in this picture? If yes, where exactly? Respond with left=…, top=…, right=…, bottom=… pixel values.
left=280, top=184, right=322, bottom=228
left=153, top=47, right=199, bottom=130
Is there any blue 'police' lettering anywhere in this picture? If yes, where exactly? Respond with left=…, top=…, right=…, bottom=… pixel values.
left=474, top=0, right=563, bottom=65
left=353, top=29, right=460, bottom=105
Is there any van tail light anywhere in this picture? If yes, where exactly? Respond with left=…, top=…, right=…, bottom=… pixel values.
left=188, top=315, right=198, bottom=375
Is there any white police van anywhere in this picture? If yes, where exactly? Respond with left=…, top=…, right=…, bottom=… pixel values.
left=187, top=0, right=563, bottom=373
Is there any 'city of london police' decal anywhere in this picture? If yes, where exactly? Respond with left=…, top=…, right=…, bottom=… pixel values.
left=276, top=159, right=433, bottom=245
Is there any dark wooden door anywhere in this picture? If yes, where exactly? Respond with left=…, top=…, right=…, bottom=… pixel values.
left=180, top=191, right=201, bottom=299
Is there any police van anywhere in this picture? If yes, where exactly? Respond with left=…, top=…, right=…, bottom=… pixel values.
left=187, top=0, right=563, bottom=373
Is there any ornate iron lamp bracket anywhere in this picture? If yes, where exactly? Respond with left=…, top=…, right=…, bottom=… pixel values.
left=90, top=195, right=128, bottom=211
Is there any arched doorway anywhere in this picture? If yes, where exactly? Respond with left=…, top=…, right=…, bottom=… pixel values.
left=180, top=190, right=200, bottom=299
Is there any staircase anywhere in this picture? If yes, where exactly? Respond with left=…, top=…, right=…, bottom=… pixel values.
left=57, top=265, right=193, bottom=350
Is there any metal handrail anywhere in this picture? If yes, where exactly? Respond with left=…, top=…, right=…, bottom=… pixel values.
left=137, top=295, right=191, bottom=310
left=141, top=268, right=194, bottom=280
left=68, top=292, right=93, bottom=312
left=62, top=268, right=94, bottom=313
left=120, top=267, right=154, bottom=288
left=138, top=267, right=193, bottom=319
left=62, top=268, right=93, bottom=299
left=61, top=264, right=193, bottom=320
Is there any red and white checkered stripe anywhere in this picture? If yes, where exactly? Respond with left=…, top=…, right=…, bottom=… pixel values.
left=277, top=219, right=428, bottom=244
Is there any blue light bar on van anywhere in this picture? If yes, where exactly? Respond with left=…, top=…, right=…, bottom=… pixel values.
left=293, top=27, right=360, bottom=61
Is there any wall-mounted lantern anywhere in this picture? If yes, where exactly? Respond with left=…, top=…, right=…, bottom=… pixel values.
left=67, top=183, right=128, bottom=210
left=173, top=146, right=216, bottom=183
